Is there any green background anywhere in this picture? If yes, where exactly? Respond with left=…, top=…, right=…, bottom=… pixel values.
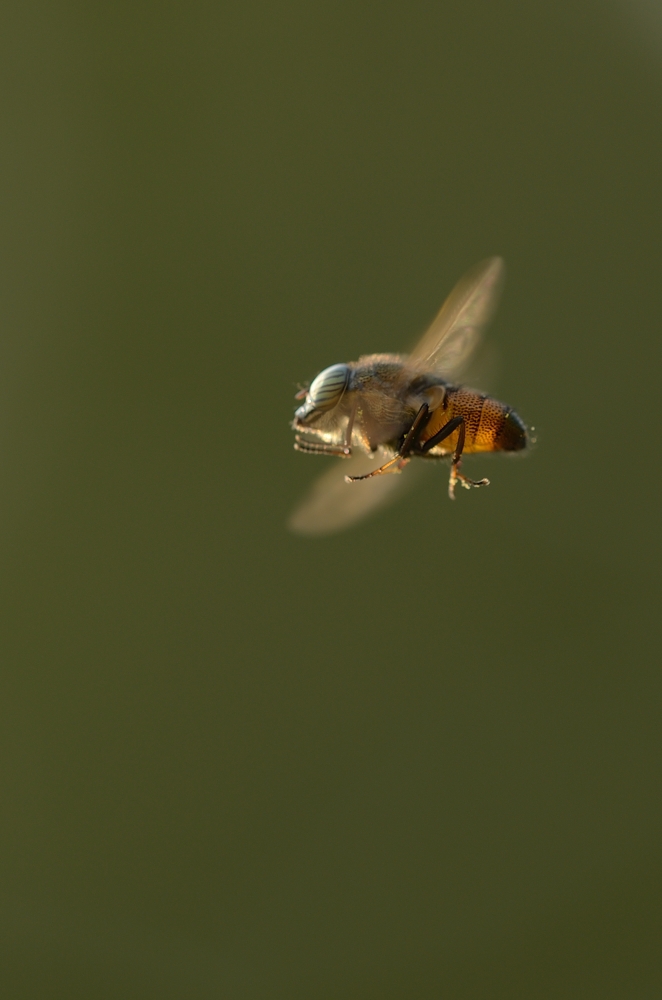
left=1, top=2, right=661, bottom=996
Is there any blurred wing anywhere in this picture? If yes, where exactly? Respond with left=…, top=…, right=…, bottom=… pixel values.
left=288, top=449, right=413, bottom=536
left=408, top=257, right=505, bottom=379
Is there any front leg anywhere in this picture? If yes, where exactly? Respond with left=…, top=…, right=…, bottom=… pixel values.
left=294, top=435, right=352, bottom=457
left=294, top=401, right=359, bottom=458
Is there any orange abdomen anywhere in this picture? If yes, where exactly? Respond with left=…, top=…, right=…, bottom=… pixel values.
left=422, top=388, right=527, bottom=454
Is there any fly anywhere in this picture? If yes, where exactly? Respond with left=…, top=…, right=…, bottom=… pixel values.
left=290, top=258, right=528, bottom=534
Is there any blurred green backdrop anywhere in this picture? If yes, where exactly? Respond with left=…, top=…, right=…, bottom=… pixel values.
left=1, top=1, right=661, bottom=997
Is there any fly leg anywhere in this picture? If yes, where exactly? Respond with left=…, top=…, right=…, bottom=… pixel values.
left=294, top=435, right=351, bottom=457
left=343, top=401, right=357, bottom=451
left=443, top=419, right=490, bottom=499
left=345, top=404, right=430, bottom=482
left=420, top=417, right=489, bottom=499
left=419, top=415, right=463, bottom=453
left=294, top=401, right=358, bottom=458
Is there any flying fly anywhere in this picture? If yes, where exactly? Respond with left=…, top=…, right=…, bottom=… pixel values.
left=290, top=257, right=528, bottom=534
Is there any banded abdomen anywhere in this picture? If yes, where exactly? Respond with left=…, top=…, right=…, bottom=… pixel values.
left=422, top=387, right=527, bottom=455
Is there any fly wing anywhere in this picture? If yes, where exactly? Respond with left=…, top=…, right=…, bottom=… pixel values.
left=408, top=257, right=505, bottom=379
left=288, top=449, right=415, bottom=536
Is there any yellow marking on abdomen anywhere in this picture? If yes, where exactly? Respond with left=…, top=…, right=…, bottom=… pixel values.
left=421, top=390, right=509, bottom=455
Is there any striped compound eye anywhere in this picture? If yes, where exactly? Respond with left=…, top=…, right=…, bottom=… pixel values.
left=307, top=364, right=350, bottom=412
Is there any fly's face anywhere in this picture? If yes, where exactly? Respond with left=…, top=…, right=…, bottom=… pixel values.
left=293, top=356, right=415, bottom=458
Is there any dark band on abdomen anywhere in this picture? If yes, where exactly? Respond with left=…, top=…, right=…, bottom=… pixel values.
left=494, top=408, right=528, bottom=451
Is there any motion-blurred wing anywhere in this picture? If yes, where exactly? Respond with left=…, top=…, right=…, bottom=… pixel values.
left=409, top=257, right=505, bottom=379
left=288, top=449, right=412, bottom=536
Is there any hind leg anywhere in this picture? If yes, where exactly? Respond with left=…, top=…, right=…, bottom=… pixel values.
left=445, top=420, right=490, bottom=500
left=420, top=417, right=490, bottom=498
